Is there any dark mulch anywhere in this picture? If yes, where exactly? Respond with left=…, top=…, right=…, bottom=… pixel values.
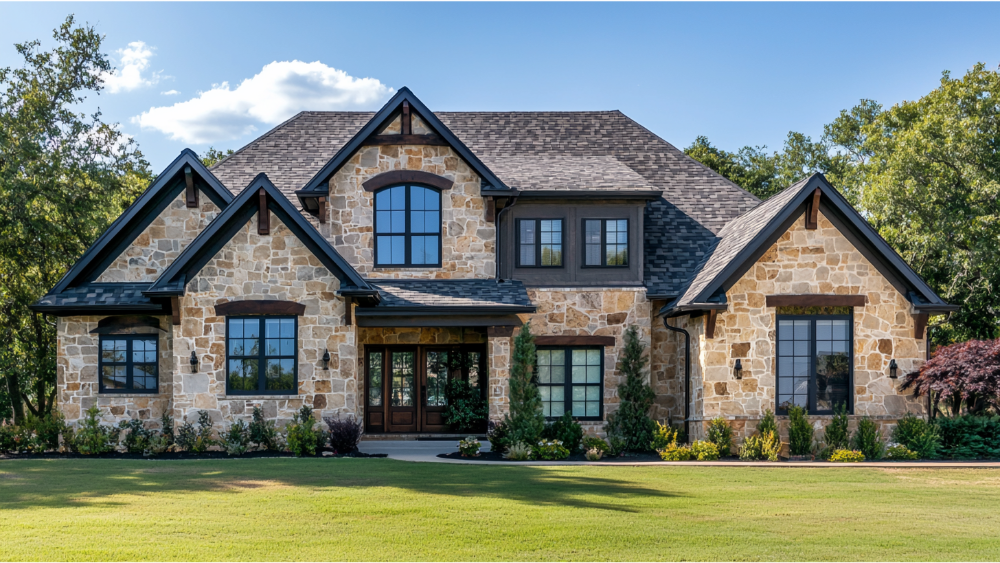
left=0, top=448, right=388, bottom=461
left=437, top=450, right=664, bottom=463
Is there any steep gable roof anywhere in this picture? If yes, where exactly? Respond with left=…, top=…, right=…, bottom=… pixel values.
left=146, top=174, right=371, bottom=296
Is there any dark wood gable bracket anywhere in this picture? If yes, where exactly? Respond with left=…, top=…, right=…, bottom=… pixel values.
left=361, top=170, right=455, bottom=192
left=258, top=188, right=269, bottom=235
left=402, top=101, right=411, bottom=135
left=317, top=196, right=326, bottom=224
left=487, top=326, right=515, bottom=338
left=185, top=165, right=198, bottom=208
left=215, top=300, right=307, bottom=316
left=706, top=310, right=718, bottom=339
left=171, top=296, right=181, bottom=325
left=913, top=313, right=929, bottom=339
left=805, top=188, right=821, bottom=230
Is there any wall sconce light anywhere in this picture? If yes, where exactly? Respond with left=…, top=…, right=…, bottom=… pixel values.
left=889, top=359, right=898, bottom=379
left=322, top=349, right=330, bottom=370
left=190, top=351, right=198, bottom=373
left=734, top=359, right=743, bottom=380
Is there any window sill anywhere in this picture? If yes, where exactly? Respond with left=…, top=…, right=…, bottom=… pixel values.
left=97, top=393, right=165, bottom=398
left=218, top=395, right=303, bottom=400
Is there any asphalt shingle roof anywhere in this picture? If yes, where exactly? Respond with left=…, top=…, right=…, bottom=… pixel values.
left=368, top=279, right=534, bottom=310
left=33, top=283, right=162, bottom=311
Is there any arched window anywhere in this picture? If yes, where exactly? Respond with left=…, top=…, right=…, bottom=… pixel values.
left=374, top=185, right=441, bottom=266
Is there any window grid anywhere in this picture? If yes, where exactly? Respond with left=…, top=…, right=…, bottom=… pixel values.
left=776, top=315, right=853, bottom=415
left=517, top=219, right=563, bottom=268
left=583, top=219, right=628, bottom=267
left=226, top=317, right=297, bottom=395
left=537, top=347, right=603, bottom=420
left=99, top=335, right=158, bottom=393
left=374, top=185, right=441, bottom=267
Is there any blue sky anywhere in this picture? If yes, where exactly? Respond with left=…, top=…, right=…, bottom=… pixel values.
left=2, top=2, right=999, bottom=172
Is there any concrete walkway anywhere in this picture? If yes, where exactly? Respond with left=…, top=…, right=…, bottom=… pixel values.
left=358, top=439, right=491, bottom=463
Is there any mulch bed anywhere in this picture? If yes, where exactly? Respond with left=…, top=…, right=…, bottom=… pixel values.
left=437, top=450, right=664, bottom=463
left=0, top=448, right=388, bottom=461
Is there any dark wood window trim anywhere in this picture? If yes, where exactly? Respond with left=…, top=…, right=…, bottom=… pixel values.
left=516, top=218, right=564, bottom=268
left=98, top=334, right=159, bottom=394
left=373, top=184, right=443, bottom=268
left=225, top=316, right=298, bottom=396
left=765, top=294, right=866, bottom=308
left=581, top=218, right=629, bottom=268
left=775, top=312, right=854, bottom=416
left=534, top=335, right=616, bottom=347
left=215, top=300, right=306, bottom=317
left=362, top=170, right=454, bottom=192
left=536, top=346, right=604, bottom=421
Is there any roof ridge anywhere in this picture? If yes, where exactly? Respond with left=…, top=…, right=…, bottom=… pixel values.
left=210, top=111, right=309, bottom=171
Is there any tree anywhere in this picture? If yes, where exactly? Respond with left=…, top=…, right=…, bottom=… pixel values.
left=604, top=325, right=655, bottom=451
left=504, top=322, right=544, bottom=444
left=0, top=16, right=151, bottom=421
left=201, top=147, right=234, bottom=167
left=900, top=339, right=1000, bottom=417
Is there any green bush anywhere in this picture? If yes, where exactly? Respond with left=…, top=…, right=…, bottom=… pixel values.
left=191, top=410, right=217, bottom=453
left=487, top=419, right=512, bottom=454
left=933, top=415, right=1000, bottom=459
left=26, top=412, right=68, bottom=452
left=159, top=412, right=174, bottom=447
left=691, top=440, right=720, bottom=461
left=892, top=413, right=940, bottom=459
left=649, top=421, right=678, bottom=451
left=458, top=436, right=481, bottom=457
left=145, top=433, right=170, bottom=456
left=604, top=325, right=656, bottom=452
left=174, top=417, right=197, bottom=452
left=758, top=409, right=777, bottom=436
left=506, top=323, right=545, bottom=445
left=822, top=403, right=851, bottom=457
left=659, top=443, right=692, bottom=461
left=0, top=421, right=16, bottom=453
left=248, top=406, right=280, bottom=451
left=285, top=406, right=321, bottom=457
left=607, top=435, right=627, bottom=457
left=851, top=417, right=885, bottom=460
left=223, top=420, right=251, bottom=456
left=117, top=418, right=151, bottom=454
left=443, top=378, right=489, bottom=431
left=543, top=411, right=584, bottom=453
left=503, top=441, right=533, bottom=461
left=829, top=449, right=866, bottom=462
left=706, top=417, right=733, bottom=456
left=739, top=431, right=780, bottom=461
left=885, top=444, right=919, bottom=460
left=787, top=405, right=814, bottom=456
left=534, top=439, right=571, bottom=460
left=71, top=406, right=116, bottom=455
left=582, top=435, right=609, bottom=454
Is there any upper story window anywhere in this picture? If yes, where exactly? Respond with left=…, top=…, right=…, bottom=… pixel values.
left=99, top=335, right=158, bottom=393
left=227, top=317, right=297, bottom=395
left=374, top=185, right=441, bottom=267
left=517, top=219, right=563, bottom=267
left=776, top=307, right=853, bottom=415
left=583, top=219, right=628, bottom=267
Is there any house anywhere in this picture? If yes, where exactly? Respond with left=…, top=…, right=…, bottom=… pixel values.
left=33, top=88, right=956, bottom=442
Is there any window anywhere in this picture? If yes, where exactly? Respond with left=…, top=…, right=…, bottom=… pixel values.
left=226, top=317, right=297, bottom=394
left=536, top=347, right=603, bottom=420
left=583, top=219, right=628, bottom=266
left=776, top=310, right=852, bottom=414
left=374, top=185, right=441, bottom=266
left=517, top=219, right=563, bottom=267
left=99, top=335, right=158, bottom=393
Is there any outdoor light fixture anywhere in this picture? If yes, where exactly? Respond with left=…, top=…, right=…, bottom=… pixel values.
left=322, top=349, right=331, bottom=370
left=734, top=359, right=743, bottom=380
left=889, top=358, right=898, bottom=379
left=190, top=351, right=198, bottom=373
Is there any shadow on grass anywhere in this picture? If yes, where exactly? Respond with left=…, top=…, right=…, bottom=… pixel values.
left=0, top=458, right=681, bottom=513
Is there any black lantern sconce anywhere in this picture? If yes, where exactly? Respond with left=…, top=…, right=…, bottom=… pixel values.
left=322, top=349, right=330, bottom=371
left=190, top=351, right=198, bottom=373
left=889, top=359, right=898, bottom=379
left=733, top=359, right=743, bottom=380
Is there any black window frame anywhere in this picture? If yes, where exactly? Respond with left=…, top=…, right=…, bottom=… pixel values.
left=581, top=218, right=629, bottom=268
left=98, top=334, right=159, bottom=394
left=225, top=316, right=299, bottom=395
left=515, top=218, right=565, bottom=268
left=775, top=312, right=854, bottom=416
left=535, top=346, right=604, bottom=421
left=373, top=184, right=443, bottom=268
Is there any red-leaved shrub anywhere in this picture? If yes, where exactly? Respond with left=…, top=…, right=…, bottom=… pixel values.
left=901, top=339, right=1000, bottom=416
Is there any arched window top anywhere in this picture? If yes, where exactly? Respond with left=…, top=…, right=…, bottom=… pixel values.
left=374, top=185, right=441, bottom=267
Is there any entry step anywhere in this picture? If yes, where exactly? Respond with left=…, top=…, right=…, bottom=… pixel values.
left=362, top=433, right=487, bottom=441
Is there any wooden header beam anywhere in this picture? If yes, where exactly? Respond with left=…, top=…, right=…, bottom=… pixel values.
left=765, top=294, right=866, bottom=307
left=534, top=335, right=616, bottom=347
left=215, top=300, right=306, bottom=316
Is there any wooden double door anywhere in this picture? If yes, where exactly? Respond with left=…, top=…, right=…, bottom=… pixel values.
left=364, top=345, right=486, bottom=433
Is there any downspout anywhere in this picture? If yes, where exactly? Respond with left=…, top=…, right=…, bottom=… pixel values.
left=494, top=195, right=519, bottom=281
left=662, top=316, right=691, bottom=442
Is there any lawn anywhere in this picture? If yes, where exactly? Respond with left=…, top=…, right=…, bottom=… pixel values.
left=1, top=459, right=999, bottom=561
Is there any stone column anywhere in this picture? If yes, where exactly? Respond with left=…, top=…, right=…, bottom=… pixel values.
left=487, top=333, right=511, bottom=420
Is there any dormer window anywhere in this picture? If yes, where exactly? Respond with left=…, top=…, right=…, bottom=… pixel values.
left=374, top=185, right=441, bottom=267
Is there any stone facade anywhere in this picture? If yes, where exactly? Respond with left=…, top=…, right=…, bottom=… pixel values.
left=96, top=190, right=221, bottom=282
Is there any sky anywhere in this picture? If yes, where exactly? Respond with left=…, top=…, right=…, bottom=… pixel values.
left=2, top=2, right=999, bottom=172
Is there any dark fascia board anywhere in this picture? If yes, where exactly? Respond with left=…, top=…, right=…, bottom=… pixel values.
left=296, top=87, right=510, bottom=205
left=146, top=173, right=370, bottom=296
left=50, top=149, right=234, bottom=294
left=682, top=173, right=951, bottom=313
left=356, top=314, right=524, bottom=328
left=29, top=303, right=167, bottom=315
left=504, top=189, right=663, bottom=201
left=355, top=305, right=536, bottom=316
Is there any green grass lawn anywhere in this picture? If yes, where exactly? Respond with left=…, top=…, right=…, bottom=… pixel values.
left=2, top=459, right=999, bottom=561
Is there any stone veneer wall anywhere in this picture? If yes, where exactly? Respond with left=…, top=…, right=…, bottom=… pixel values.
left=324, top=144, right=495, bottom=279
left=56, top=316, right=173, bottom=427
left=693, top=211, right=926, bottom=442
left=649, top=312, right=703, bottom=428
left=172, top=211, right=354, bottom=431
left=96, top=190, right=221, bottom=283
left=526, top=288, right=651, bottom=434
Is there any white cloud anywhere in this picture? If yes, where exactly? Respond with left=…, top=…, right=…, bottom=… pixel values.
left=132, top=60, right=394, bottom=144
left=100, top=41, right=160, bottom=94
left=161, top=89, right=180, bottom=96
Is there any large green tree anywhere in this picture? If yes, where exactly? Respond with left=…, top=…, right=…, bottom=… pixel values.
left=0, top=16, right=151, bottom=421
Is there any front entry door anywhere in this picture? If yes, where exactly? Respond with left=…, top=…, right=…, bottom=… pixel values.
left=422, top=349, right=452, bottom=432
left=387, top=349, right=417, bottom=432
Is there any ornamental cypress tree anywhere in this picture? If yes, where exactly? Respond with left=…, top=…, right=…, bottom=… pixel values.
left=605, top=325, right=655, bottom=451
left=505, top=322, right=544, bottom=445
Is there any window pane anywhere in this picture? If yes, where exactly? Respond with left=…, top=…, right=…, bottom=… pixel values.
left=265, top=359, right=295, bottom=391
left=519, top=220, right=536, bottom=266
left=390, top=211, right=405, bottom=233
left=244, top=320, right=260, bottom=338
left=368, top=352, right=383, bottom=407
left=412, top=236, right=425, bottom=264
left=585, top=220, right=601, bottom=244
left=389, top=186, right=405, bottom=210
left=375, top=211, right=391, bottom=233
left=537, top=350, right=550, bottom=366
left=551, top=365, right=565, bottom=384
left=266, top=319, right=280, bottom=338
left=102, top=365, right=126, bottom=389
left=426, top=351, right=449, bottom=407
left=537, top=364, right=550, bottom=384
left=280, top=319, right=294, bottom=338
left=550, top=349, right=565, bottom=366
left=391, top=351, right=415, bottom=407
left=228, top=359, right=258, bottom=391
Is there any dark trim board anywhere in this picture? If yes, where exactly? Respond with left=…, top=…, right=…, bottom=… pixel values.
left=765, top=294, right=867, bottom=307
left=534, top=335, right=616, bottom=346
left=361, top=134, right=448, bottom=147
left=215, top=300, right=307, bottom=316
left=90, top=315, right=164, bottom=334
left=355, top=314, right=524, bottom=328
left=362, top=170, right=454, bottom=192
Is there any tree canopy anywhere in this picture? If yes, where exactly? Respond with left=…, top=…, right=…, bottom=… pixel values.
left=901, top=338, right=1000, bottom=417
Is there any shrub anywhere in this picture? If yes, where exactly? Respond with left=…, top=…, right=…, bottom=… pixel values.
left=71, top=406, right=116, bottom=455
left=582, top=435, right=609, bottom=454
left=691, top=440, right=720, bottom=461
left=900, top=338, right=1000, bottom=416
left=223, top=420, right=251, bottom=456
left=249, top=406, right=280, bottom=451
left=787, top=405, right=814, bottom=456
left=706, top=417, right=733, bottom=456
left=504, top=441, right=533, bottom=461
left=757, top=409, right=777, bottom=436
left=145, top=433, right=170, bottom=457
left=487, top=419, right=512, bottom=454
left=892, top=413, right=941, bottom=459
left=323, top=415, right=363, bottom=454
left=174, top=417, right=197, bottom=452
left=885, top=444, right=919, bottom=460
left=159, top=412, right=174, bottom=447
left=933, top=415, right=1000, bottom=459
left=543, top=411, right=584, bottom=453
left=26, top=412, right=68, bottom=452
left=607, top=435, right=627, bottom=457
left=822, top=403, right=851, bottom=456
left=649, top=421, right=678, bottom=451
left=739, top=431, right=780, bottom=461
left=535, top=439, right=571, bottom=460
left=458, top=436, right=481, bottom=457
left=443, top=378, right=489, bottom=431
left=0, top=421, right=16, bottom=453
left=659, top=443, right=692, bottom=461
left=285, top=406, right=321, bottom=457
left=851, top=417, right=885, bottom=460
left=505, top=323, right=545, bottom=445
left=191, top=410, right=217, bottom=453
left=117, top=418, right=151, bottom=454
left=604, top=325, right=656, bottom=452
left=585, top=448, right=603, bottom=461
left=829, top=449, right=866, bottom=463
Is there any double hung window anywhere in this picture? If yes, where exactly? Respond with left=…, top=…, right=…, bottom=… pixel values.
left=517, top=219, right=563, bottom=267
left=776, top=308, right=852, bottom=414
left=536, top=347, right=603, bottom=420
left=227, top=317, right=297, bottom=394
left=583, top=219, right=628, bottom=266
left=99, top=335, right=158, bottom=393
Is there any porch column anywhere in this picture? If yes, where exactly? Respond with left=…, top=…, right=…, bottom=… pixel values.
left=487, top=329, right=512, bottom=420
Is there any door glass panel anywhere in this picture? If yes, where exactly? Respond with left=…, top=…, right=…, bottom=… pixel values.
left=816, top=319, right=850, bottom=411
left=390, top=351, right=415, bottom=407
left=368, top=351, right=383, bottom=407
left=426, top=351, right=449, bottom=407
left=467, top=351, right=482, bottom=388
